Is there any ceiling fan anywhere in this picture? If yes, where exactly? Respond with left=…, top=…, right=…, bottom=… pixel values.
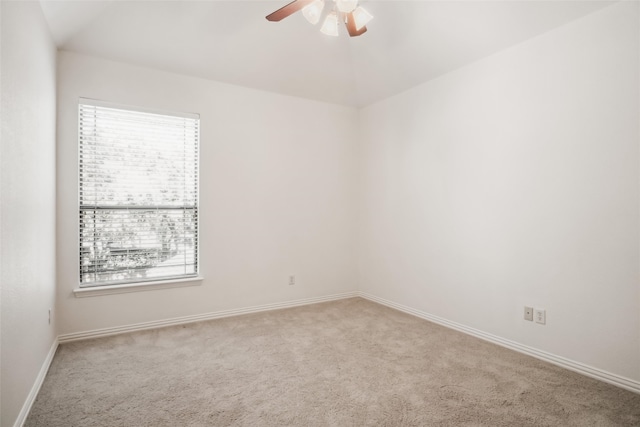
left=266, top=0, right=373, bottom=37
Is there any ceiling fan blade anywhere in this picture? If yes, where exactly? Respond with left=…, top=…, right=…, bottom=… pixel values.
left=345, top=11, right=367, bottom=37
left=266, top=0, right=314, bottom=22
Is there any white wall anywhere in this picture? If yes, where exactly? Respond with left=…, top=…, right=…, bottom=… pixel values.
left=1, top=2, right=58, bottom=426
left=56, top=51, right=359, bottom=335
left=358, top=1, right=640, bottom=382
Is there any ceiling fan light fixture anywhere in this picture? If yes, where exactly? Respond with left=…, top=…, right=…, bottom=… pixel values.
left=266, top=0, right=369, bottom=37
left=320, top=10, right=339, bottom=36
left=352, top=6, right=373, bottom=31
left=335, top=0, right=357, bottom=13
left=302, top=0, right=325, bottom=25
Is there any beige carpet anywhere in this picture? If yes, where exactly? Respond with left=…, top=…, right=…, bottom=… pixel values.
left=26, top=298, right=640, bottom=426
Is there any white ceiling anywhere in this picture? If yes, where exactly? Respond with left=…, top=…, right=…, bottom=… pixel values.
left=39, top=0, right=615, bottom=107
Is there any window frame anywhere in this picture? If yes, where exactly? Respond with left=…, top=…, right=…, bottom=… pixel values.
left=77, top=98, right=201, bottom=292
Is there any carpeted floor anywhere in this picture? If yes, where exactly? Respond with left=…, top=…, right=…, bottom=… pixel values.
left=26, top=298, right=640, bottom=426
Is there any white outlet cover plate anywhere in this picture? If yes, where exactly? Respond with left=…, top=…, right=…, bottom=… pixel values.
left=534, top=308, right=546, bottom=325
left=524, top=306, right=533, bottom=321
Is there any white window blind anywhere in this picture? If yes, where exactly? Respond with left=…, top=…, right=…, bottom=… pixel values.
left=79, top=99, right=199, bottom=286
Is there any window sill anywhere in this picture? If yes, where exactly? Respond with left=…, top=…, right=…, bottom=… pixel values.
left=73, top=276, right=203, bottom=298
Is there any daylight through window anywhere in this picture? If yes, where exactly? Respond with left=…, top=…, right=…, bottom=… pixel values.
left=79, top=99, right=199, bottom=286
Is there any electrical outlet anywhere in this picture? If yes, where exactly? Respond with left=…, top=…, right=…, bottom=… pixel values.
left=534, top=308, right=546, bottom=325
left=524, top=306, right=533, bottom=321
left=48, top=308, right=52, bottom=325
left=289, top=275, right=295, bottom=286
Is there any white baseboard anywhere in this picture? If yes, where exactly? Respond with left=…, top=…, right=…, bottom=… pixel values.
left=14, top=338, right=59, bottom=427
left=358, top=291, right=640, bottom=394
left=58, top=291, right=359, bottom=343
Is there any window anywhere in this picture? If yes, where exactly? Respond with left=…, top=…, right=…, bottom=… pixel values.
left=79, top=99, right=199, bottom=287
